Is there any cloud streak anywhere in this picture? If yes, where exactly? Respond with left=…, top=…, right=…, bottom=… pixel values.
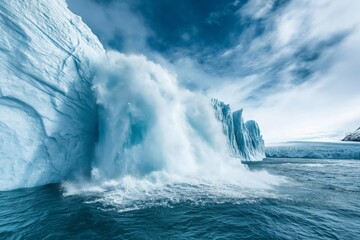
left=67, top=0, right=360, bottom=142
left=226, top=0, right=360, bottom=141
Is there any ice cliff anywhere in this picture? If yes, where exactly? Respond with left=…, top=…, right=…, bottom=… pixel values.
left=343, top=127, right=360, bottom=142
left=212, top=99, right=265, bottom=161
left=0, top=0, right=104, bottom=190
left=0, top=0, right=265, bottom=191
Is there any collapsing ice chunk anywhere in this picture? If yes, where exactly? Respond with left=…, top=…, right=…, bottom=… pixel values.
left=212, top=99, right=265, bottom=161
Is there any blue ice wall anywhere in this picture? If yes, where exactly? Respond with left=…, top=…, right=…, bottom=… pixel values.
left=0, top=0, right=105, bottom=190
left=211, top=99, right=265, bottom=161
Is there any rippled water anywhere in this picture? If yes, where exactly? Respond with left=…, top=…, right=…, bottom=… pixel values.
left=1, top=158, right=360, bottom=239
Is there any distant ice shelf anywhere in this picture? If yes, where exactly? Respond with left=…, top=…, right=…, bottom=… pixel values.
left=266, top=141, right=360, bottom=160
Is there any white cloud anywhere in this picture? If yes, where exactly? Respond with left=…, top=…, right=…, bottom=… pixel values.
left=223, top=0, right=360, bottom=142
left=239, top=0, right=274, bottom=19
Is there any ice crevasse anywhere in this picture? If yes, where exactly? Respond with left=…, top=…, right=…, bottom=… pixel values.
left=0, top=0, right=265, bottom=190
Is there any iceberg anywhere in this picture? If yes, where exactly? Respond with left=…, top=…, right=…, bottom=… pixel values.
left=0, top=0, right=104, bottom=190
left=343, top=127, right=360, bottom=142
left=212, top=99, right=265, bottom=161
left=266, top=141, right=360, bottom=160
left=0, top=0, right=266, bottom=190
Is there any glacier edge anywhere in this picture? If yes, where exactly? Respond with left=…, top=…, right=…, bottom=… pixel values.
left=0, top=0, right=104, bottom=190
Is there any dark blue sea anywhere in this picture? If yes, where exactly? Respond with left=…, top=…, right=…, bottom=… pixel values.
left=1, top=158, right=360, bottom=239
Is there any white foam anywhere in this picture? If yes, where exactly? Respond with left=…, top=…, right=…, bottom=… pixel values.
left=63, top=164, right=286, bottom=212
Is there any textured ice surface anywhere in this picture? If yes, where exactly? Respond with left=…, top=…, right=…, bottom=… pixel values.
left=0, top=0, right=104, bottom=190
left=212, top=99, right=265, bottom=161
left=266, top=141, right=360, bottom=159
left=343, top=127, right=360, bottom=142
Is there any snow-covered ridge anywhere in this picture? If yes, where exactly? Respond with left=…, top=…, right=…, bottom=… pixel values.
left=0, top=0, right=104, bottom=190
left=343, top=127, right=360, bottom=142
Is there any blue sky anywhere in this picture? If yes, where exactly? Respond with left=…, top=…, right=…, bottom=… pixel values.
left=68, top=0, right=360, bottom=142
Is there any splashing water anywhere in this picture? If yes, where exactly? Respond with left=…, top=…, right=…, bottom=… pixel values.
left=63, top=51, right=283, bottom=207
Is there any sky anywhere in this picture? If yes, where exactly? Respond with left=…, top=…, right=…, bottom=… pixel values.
left=67, top=0, right=360, bottom=142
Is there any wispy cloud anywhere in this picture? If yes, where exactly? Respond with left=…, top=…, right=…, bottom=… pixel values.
left=224, top=0, right=360, bottom=141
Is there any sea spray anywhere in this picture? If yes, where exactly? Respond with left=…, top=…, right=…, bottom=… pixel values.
left=63, top=51, right=284, bottom=205
left=92, top=51, right=235, bottom=179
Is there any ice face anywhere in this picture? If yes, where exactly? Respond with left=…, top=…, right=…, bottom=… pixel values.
left=245, top=120, right=266, bottom=160
left=0, top=0, right=104, bottom=190
left=211, top=99, right=265, bottom=161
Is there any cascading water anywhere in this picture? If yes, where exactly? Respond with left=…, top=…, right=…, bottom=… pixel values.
left=62, top=52, right=283, bottom=209
left=93, top=51, right=238, bottom=179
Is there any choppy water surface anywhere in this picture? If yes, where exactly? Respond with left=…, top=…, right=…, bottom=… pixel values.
left=1, top=158, right=360, bottom=239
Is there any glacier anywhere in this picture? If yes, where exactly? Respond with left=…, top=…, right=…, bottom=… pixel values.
left=0, top=0, right=265, bottom=191
left=0, top=0, right=104, bottom=190
left=266, top=141, right=360, bottom=160
left=343, top=127, right=360, bottom=142
left=212, top=99, right=265, bottom=161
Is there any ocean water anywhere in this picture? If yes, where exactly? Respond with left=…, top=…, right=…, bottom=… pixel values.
left=1, top=158, right=360, bottom=240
